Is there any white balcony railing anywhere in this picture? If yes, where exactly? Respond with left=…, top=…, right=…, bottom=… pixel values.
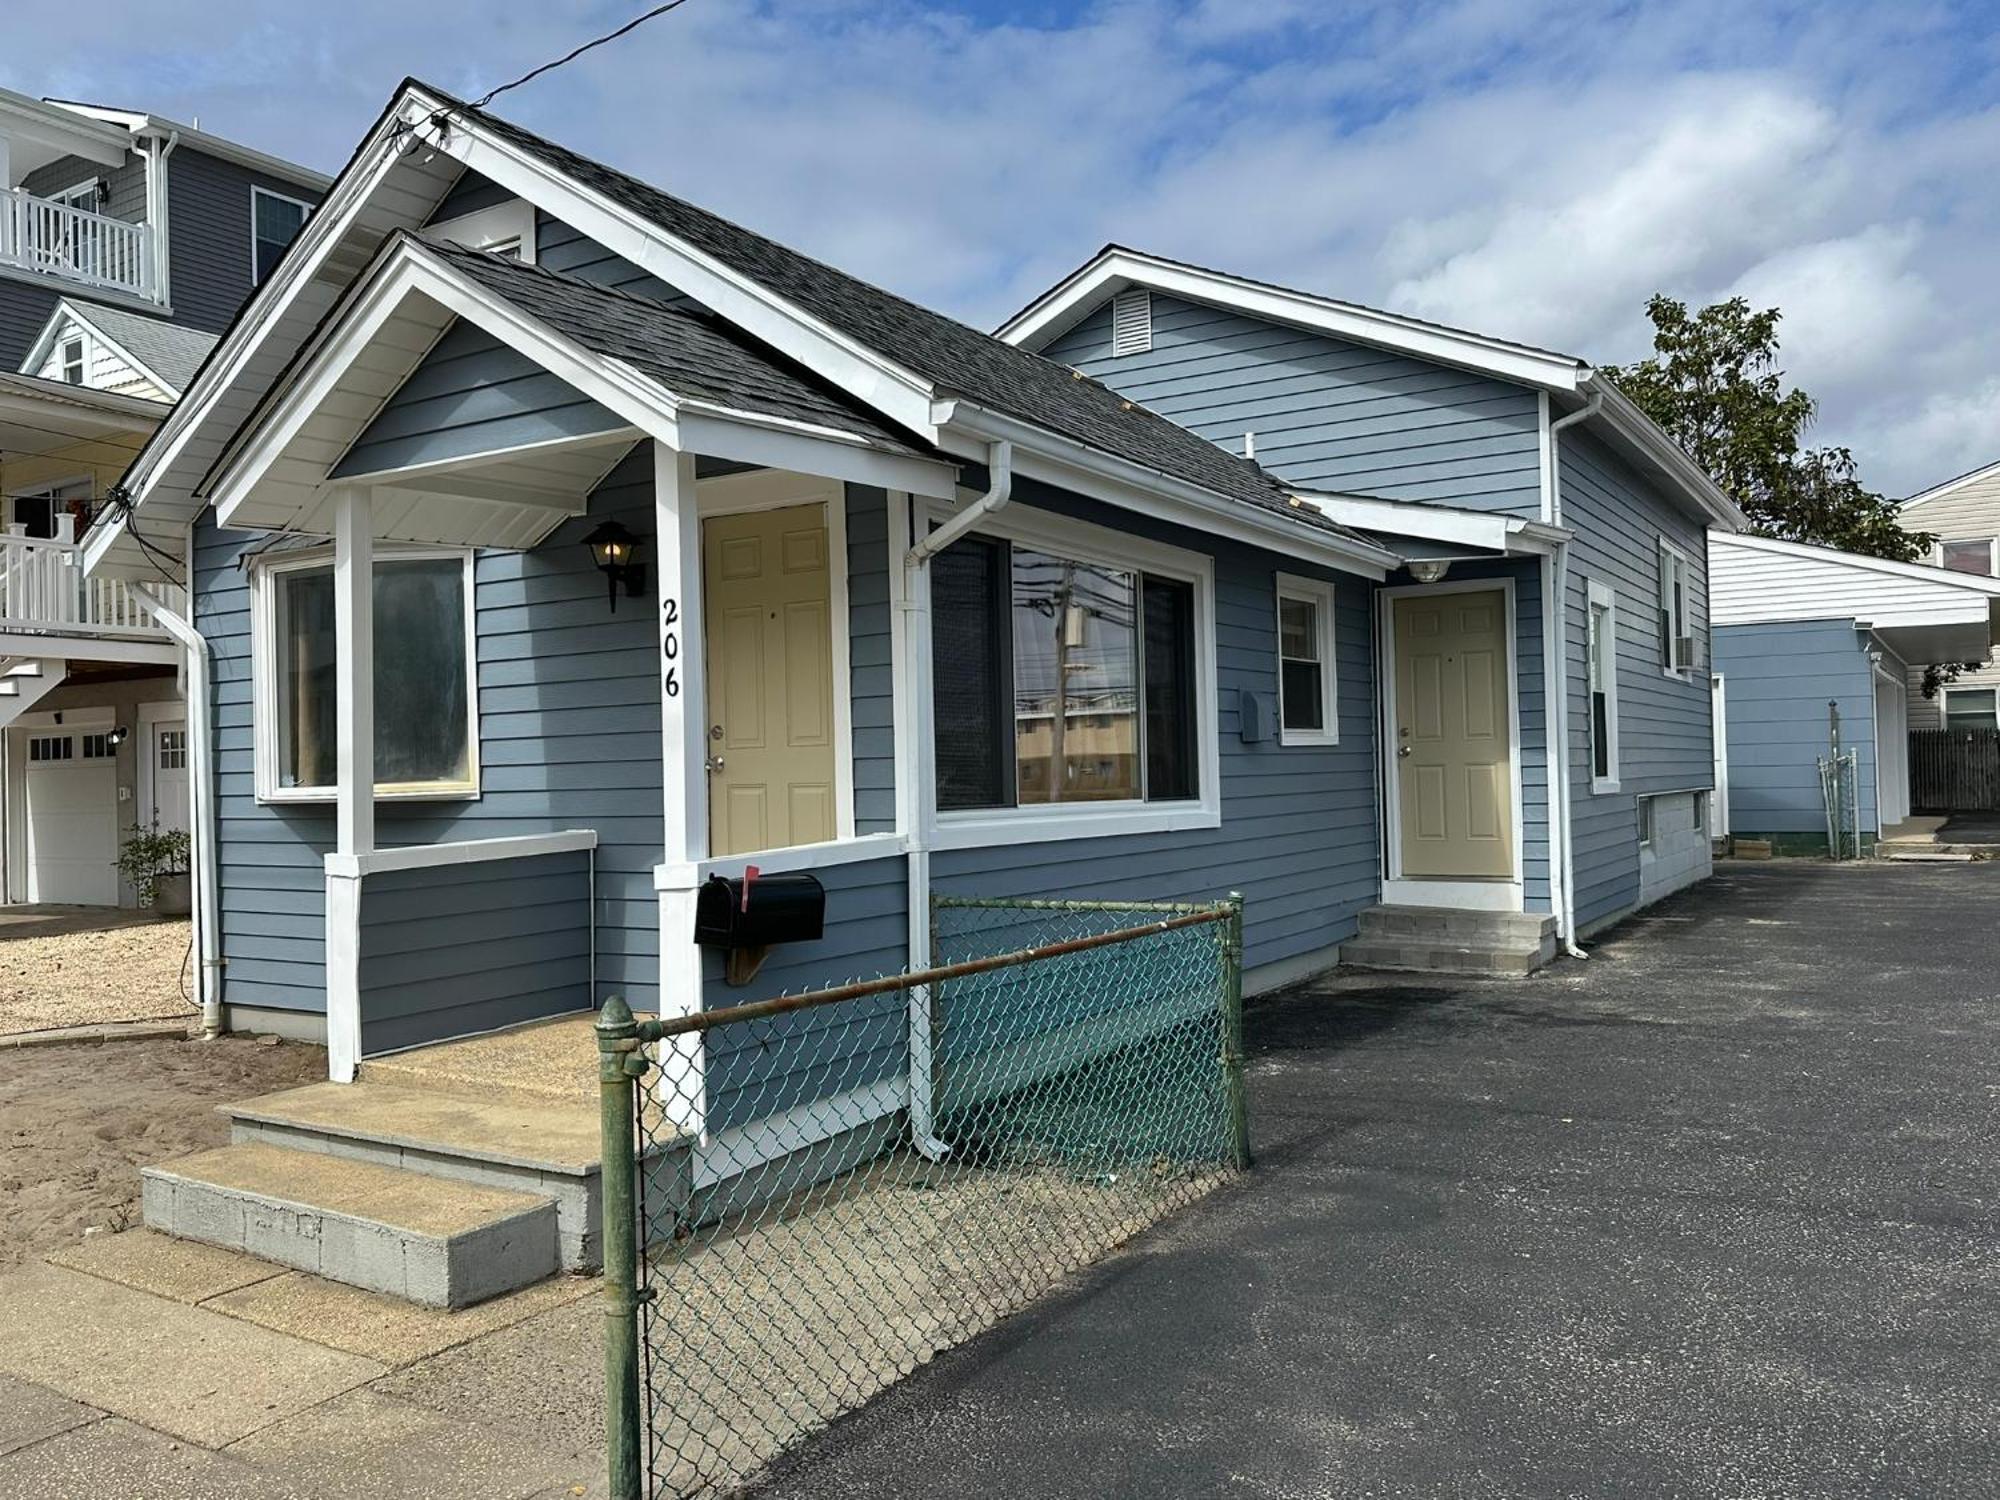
left=0, top=188, right=155, bottom=300
left=0, top=528, right=177, bottom=640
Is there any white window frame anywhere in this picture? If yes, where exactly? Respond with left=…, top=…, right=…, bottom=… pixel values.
left=1275, top=572, right=1338, bottom=746
left=1587, top=578, right=1621, bottom=794
left=48, top=178, right=101, bottom=211
left=921, top=498, right=1221, bottom=850
left=1658, top=537, right=1695, bottom=679
left=250, top=543, right=480, bottom=803
left=1942, top=685, right=2000, bottom=731
left=1638, top=794, right=1657, bottom=849
left=424, top=199, right=538, bottom=264
left=250, top=186, right=316, bottom=285
left=58, top=333, right=87, bottom=385
left=1937, top=537, right=1998, bottom=577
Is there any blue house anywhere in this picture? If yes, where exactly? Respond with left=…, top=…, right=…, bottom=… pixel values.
left=85, top=82, right=1744, bottom=1296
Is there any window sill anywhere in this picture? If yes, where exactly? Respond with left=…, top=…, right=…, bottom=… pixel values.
left=258, top=782, right=481, bottom=805
left=932, top=801, right=1221, bottom=851
left=1590, top=777, right=1621, bottom=796
left=1279, top=728, right=1340, bottom=748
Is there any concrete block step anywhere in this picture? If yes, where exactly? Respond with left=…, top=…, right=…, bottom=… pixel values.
left=226, top=1081, right=602, bottom=1271
left=142, top=1141, right=559, bottom=1308
left=1878, top=848, right=1977, bottom=863
left=1340, top=938, right=1551, bottom=978
left=1356, top=904, right=1556, bottom=944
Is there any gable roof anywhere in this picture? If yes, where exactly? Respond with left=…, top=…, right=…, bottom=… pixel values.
left=86, top=79, right=1394, bottom=579
left=1902, top=458, right=2000, bottom=511
left=997, top=244, right=1744, bottom=532
left=24, top=298, right=219, bottom=398
left=442, top=91, right=1381, bottom=552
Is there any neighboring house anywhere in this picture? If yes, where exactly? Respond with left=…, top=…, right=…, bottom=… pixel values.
left=0, top=88, right=326, bottom=906
left=1900, top=458, right=2000, bottom=733
left=81, top=79, right=1740, bottom=1087
left=1709, top=532, right=2000, bottom=852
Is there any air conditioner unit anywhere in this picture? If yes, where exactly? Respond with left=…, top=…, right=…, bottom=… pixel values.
left=1673, top=634, right=1697, bottom=671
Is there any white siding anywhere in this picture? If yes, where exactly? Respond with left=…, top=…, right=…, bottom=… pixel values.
left=1710, top=535, right=1996, bottom=633
left=31, top=316, right=171, bottom=401
left=1902, top=461, right=2000, bottom=548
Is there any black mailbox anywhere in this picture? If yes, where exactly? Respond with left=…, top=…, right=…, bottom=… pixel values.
left=694, top=872, right=825, bottom=950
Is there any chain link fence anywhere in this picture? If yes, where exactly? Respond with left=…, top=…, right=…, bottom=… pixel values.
left=595, top=893, right=1248, bottom=1499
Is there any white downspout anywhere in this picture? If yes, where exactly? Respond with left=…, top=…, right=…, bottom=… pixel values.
left=899, top=440, right=1011, bottom=1161
left=1546, top=392, right=1603, bottom=959
left=136, top=565, right=220, bottom=1036
left=142, top=130, right=179, bottom=307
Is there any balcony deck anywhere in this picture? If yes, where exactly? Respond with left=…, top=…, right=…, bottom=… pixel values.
left=0, top=186, right=156, bottom=301
left=0, top=526, right=178, bottom=658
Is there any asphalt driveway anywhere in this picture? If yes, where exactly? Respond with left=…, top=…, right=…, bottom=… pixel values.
left=753, top=860, right=2000, bottom=1499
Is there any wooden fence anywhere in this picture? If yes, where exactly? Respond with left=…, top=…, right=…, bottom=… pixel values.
left=1910, top=728, right=2000, bottom=812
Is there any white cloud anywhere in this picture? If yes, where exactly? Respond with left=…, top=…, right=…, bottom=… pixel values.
left=0, top=0, right=1992, bottom=496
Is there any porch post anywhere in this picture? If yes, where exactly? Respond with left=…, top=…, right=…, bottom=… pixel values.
left=653, top=445, right=707, bottom=1131
left=325, top=485, right=374, bottom=1081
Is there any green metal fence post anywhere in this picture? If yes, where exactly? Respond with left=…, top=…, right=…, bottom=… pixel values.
left=1221, top=891, right=1252, bottom=1170
left=597, top=994, right=646, bottom=1500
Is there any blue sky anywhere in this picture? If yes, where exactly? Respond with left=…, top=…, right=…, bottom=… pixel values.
left=5, top=1, right=1997, bottom=495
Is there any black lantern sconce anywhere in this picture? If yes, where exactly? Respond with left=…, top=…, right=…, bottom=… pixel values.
left=106, top=726, right=130, bottom=748
left=583, top=520, right=646, bottom=612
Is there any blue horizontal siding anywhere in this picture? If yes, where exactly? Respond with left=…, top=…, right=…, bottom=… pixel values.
left=1043, top=294, right=1543, bottom=516
left=1713, top=620, right=1877, bottom=837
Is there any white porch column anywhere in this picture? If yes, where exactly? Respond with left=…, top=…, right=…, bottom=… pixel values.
left=653, top=445, right=707, bottom=1131
left=325, top=485, right=374, bottom=1081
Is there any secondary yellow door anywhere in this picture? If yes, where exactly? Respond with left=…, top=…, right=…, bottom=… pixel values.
left=703, top=503, right=838, bottom=856
left=1393, top=589, right=1514, bottom=879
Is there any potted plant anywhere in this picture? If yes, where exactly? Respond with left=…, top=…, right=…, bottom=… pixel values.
left=118, top=823, right=192, bottom=915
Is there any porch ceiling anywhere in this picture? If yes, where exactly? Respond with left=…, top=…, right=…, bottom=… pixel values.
left=1869, top=604, right=2000, bottom=668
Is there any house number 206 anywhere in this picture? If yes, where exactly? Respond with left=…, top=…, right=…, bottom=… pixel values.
left=661, top=598, right=681, bottom=697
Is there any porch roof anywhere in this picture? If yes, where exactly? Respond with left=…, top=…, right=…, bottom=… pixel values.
left=0, top=370, right=163, bottom=456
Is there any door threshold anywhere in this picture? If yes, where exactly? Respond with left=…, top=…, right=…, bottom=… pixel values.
left=1382, top=877, right=1523, bottom=913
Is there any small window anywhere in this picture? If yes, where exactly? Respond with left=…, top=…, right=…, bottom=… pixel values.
left=251, top=188, right=313, bottom=284
left=1110, top=288, right=1153, bottom=357
left=81, top=733, right=113, bottom=759
left=1275, top=574, right=1338, bottom=745
left=1944, top=688, right=1999, bottom=731
left=50, top=180, right=100, bottom=212
left=59, top=336, right=86, bottom=385
left=1587, top=580, right=1620, bottom=792
left=1638, top=795, right=1657, bottom=848
left=158, top=729, right=187, bottom=770
left=28, top=736, right=72, bottom=763
left=1940, top=539, right=1995, bottom=577
left=1658, top=540, right=1694, bottom=674
left=257, top=551, right=477, bottom=798
left=931, top=526, right=1203, bottom=812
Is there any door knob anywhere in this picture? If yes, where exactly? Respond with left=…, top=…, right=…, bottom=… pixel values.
left=705, top=754, right=725, bottom=773
left=1397, top=745, right=1412, bottom=758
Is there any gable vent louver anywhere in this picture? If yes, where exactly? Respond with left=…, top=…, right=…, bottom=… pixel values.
left=1110, top=288, right=1153, bottom=357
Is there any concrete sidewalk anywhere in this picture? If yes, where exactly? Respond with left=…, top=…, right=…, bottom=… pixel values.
left=751, top=861, right=2000, bottom=1498
left=0, top=1232, right=610, bottom=1499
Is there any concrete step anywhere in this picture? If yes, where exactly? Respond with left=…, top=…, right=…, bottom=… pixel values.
left=142, top=1141, right=559, bottom=1308
left=1356, top=904, right=1557, bottom=944
left=1878, top=848, right=1978, bottom=863
left=1340, top=938, right=1551, bottom=978
left=359, top=1012, right=601, bottom=1110
left=225, top=1081, right=602, bottom=1271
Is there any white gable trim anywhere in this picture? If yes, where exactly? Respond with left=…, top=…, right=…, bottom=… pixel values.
left=21, top=299, right=181, bottom=398
left=1712, top=531, right=2000, bottom=598
left=997, top=246, right=1591, bottom=392
left=1902, top=458, right=2000, bottom=510
left=1293, top=490, right=1570, bottom=557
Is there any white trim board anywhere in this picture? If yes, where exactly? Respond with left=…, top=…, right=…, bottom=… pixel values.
left=1376, top=576, right=1527, bottom=911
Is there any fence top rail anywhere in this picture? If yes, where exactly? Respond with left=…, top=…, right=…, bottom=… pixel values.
left=639, top=903, right=1234, bottom=1042
left=932, top=896, right=1221, bottom=914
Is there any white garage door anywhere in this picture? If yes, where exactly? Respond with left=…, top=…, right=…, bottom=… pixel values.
left=24, top=731, right=118, bottom=905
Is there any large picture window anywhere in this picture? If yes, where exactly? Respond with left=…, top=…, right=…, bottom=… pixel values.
left=928, top=510, right=1213, bottom=831
left=256, top=550, right=477, bottom=800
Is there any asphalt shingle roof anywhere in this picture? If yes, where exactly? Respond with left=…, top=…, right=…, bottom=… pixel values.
left=426, top=86, right=1376, bottom=552
left=67, top=301, right=218, bottom=395
left=429, top=238, right=937, bottom=458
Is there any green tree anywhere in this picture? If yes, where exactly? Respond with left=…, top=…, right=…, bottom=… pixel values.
left=1604, top=295, right=1931, bottom=563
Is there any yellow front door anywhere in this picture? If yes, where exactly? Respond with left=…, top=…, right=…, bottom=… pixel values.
left=1393, top=589, right=1514, bottom=879
left=702, top=503, right=837, bottom=856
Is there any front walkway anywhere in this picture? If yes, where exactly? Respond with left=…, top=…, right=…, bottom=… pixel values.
left=755, top=861, right=2000, bottom=1498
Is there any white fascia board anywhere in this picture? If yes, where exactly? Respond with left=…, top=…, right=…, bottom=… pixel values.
left=1713, top=531, right=2000, bottom=596
left=940, top=400, right=1394, bottom=580
left=407, top=87, right=940, bottom=441
left=998, top=248, right=1590, bottom=393
left=82, top=100, right=420, bottom=576
left=210, top=241, right=682, bottom=527
left=0, top=372, right=164, bottom=429
left=41, top=99, right=332, bottom=191
left=1902, top=457, right=2000, bottom=510
left=1581, top=377, right=1746, bottom=531
left=1291, top=490, right=1571, bottom=556
left=673, top=404, right=958, bottom=498
left=0, top=89, right=129, bottom=168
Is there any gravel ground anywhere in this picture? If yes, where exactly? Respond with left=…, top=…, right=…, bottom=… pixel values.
left=0, top=1035, right=327, bottom=1269
left=0, top=919, right=194, bottom=1037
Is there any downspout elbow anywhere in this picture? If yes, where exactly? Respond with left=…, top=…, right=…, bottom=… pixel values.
left=904, top=440, right=1012, bottom=568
